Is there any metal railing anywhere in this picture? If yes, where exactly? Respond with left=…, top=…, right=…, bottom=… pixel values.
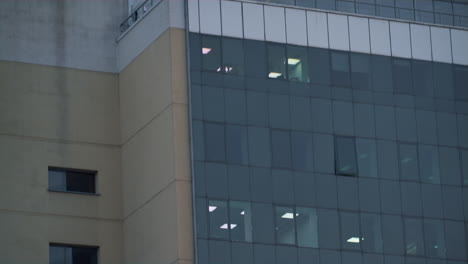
left=120, top=0, right=161, bottom=33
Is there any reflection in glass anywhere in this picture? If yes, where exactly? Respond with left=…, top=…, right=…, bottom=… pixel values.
left=222, top=38, right=244, bottom=75
left=424, top=219, right=446, bottom=258
left=335, top=137, right=358, bottom=176
left=356, top=138, right=378, bottom=178
left=393, top=58, right=413, bottom=94
left=399, top=144, right=419, bottom=181
left=351, top=53, right=371, bottom=90
left=404, top=218, right=425, bottom=256
left=275, top=206, right=296, bottom=245
left=287, top=46, right=309, bottom=83
left=48, top=170, right=66, bottom=191
left=331, top=51, right=351, bottom=87
left=340, top=212, right=361, bottom=250
left=230, top=201, right=253, bottom=242
left=209, top=200, right=229, bottom=239
left=202, top=35, right=221, bottom=72
left=462, top=150, right=468, bottom=186
left=361, top=213, right=383, bottom=253
left=418, top=145, right=440, bottom=184
left=296, top=207, right=318, bottom=248
left=267, top=44, right=287, bottom=80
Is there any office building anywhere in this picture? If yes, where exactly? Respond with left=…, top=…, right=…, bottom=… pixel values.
left=0, top=0, right=467, bottom=263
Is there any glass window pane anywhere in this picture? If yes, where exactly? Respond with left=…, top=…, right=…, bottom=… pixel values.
left=376, top=0, right=396, bottom=18
left=418, top=145, right=440, bottom=184
left=222, top=38, right=244, bottom=75
left=297, top=0, right=316, bottom=8
left=288, top=46, right=309, bottom=83
left=404, top=218, right=425, bottom=256
left=393, top=58, right=413, bottom=94
left=196, top=198, right=208, bottom=238
left=462, top=150, right=468, bottom=185
left=202, top=35, right=221, bottom=72
left=230, top=201, right=253, bottom=242
left=275, top=206, right=296, bottom=245
left=244, top=40, right=266, bottom=78
left=252, top=203, right=275, bottom=243
left=340, top=212, right=361, bottom=250
left=48, top=170, right=66, bottom=191
left=356, top=138, right=378, bottom=178
left=335, top=137, right=357, bottom=176
left=271, top=130, right=292, bottom=169
left=454, top=65, right=468, bottom=100
left=72, top=247, right=97, bottom=264
left=291, top=131, right=314, bottom=171
left=412, top=60, right=433, bottom=97
left=337, top=0, right=355, bottom=12
left=309, top=48, right=331, bottom=85
left=226, top=125, right=248, bottom=165
left=351, top=54, right=371, bottom=90
left=248, top=127, right=271, bottom=167
left=361, top=213, right=383, bottom=253
left=267, top=44, right=286, bottom=80
left=202, top=86, right=224, bottom=122
left=205, top=123, right=225, bottom=162
left=382, top=215, right=405, bottom=254
left=399, top=144, right=419, bottom=181
left=433, top=62, right=454, bottom=99
left=372, top=55, right=393, bottom=92
left=189, top=33, right=202, bottom=70
left=424, top=219, right=446, bottom=258
left=296, top=207, right=318, bottom=248
left=50, top=246, right=65, bottom=264
left=331, top=51, right=351, bottom=87
left=208, top=200, right=229, bottom=239
left=66, top=171, right=95, bottom=193
left=356, top=0, right=376, bottom=15
left=317, top=0, right=336, bottom=10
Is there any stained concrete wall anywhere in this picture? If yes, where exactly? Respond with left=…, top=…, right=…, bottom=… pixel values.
left=0, top=61, right=123, bottom=264
left=0, top=0, right=127, bottom=73
left=119, top=27, right=193, bottom=264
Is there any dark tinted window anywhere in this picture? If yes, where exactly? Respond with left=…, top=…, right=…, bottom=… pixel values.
left=454, top=65, right=468, bottom=100
left=372, top=55, right=393, bottom=92
left=244, top=40, right=266, bottom=78
left=48, top=167, right=96, bottom=194
left=309, top=47, right=330, bottom=85
left=393, top=58, right=413, bottom=94
left=351, top=53, right=371, bottom=90
left=202, top=35, right=221, bottom=72
left=331, top=51, right=351, bottom=87
left=335, top=137, right=358, bottom=176
left=433, top=62, right=454, bottom=99
left=49, top=244, right=98, bottom=264
left=412, top=60, right=433, bottom=97
left=222, top=38, right=244, bottom=75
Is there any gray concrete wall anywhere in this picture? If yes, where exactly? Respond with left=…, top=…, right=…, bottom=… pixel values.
left=0, top=0, right=127, bottom=73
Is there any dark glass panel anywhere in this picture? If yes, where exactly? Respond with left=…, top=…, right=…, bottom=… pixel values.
left=271, top=130, right=292, bottom=169
left=48, top=170, right=66, bottom=191
left=372, top=55, right=393, bottom=92
left=208, top=200, right=229, bottom=239
left=412, top=60, right=433, bottom=97
left=317, top=0, right=336, bottom=10
left=340, top=212, right=361, bottom=250
left=66, top=171, right=95, bottom=193
left=244, top=39, right=267, bottom=78
left=399, top=143, right=419, bottom=181
left=230, top=201, right=253, bottom=242
left=222, top=37, right=244, bottom=75
left=226, top=125, right=249, bottom=165
left=335, top=137, right=358, bottom=176
left=275, top=206, right=296, bottom=245
left=351, top=53, right=371, bottom=90
left=204, top=123, right=225, bottom=162
left=404, top=218, right=425, bottom=256
left=202, top=35, right=221, bottom=72
left=189, top=33, right=202, bottom=70
left=393, top=58, right=413, bottom=94
left=309, top=47, right=331, bottom=85
left=331, top=51, right=351, bottom=87
left=433, top=62, right=454, bottom=99
left=454, top=65, right=468, bottom=100
left=296, top=207, right=319, bottom=248
left=72, top=247, right=98, bottom=264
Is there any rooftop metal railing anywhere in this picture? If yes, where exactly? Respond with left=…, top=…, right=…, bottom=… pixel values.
left=120, top=0, right=161, bottom=33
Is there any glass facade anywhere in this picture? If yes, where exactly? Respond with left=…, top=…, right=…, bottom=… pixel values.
left=252, top=0, right=468, bottom=28
left=189, top=33, right=468, bottom=264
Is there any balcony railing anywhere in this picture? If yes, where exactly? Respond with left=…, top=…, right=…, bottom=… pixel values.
left=120, top=0, right=161, bottom=33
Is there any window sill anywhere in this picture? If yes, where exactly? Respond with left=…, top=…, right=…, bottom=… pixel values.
left=48, top=189, right=101, bottom=196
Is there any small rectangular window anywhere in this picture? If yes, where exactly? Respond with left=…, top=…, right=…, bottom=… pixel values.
left=48, top=167, right=96, bottom=194
left=331, top=51, right=351, bottom=87
left=49, top=244, right=98, bottom=264
left=335, top=137, right=358, bottom=176
left=287, top=45, right=309, bottom=83
left=275, top=206, right=296, bottom=245
left=309, top=47, right=331, bottom=85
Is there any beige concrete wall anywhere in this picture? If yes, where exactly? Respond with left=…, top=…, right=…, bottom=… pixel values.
left=119, top=27, right=193, bottom=264
left=0, top=61, right=123, bottom=263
